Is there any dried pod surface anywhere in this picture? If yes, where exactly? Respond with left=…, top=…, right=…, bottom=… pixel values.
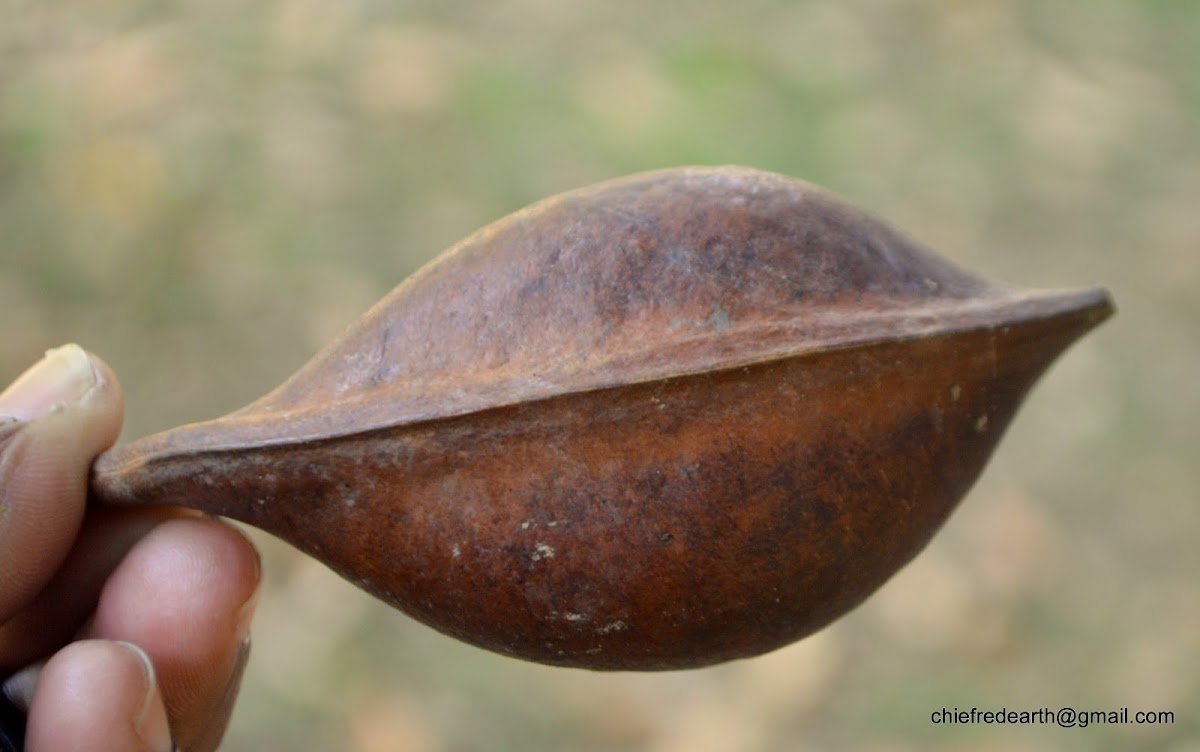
left=91, top=166, right=1112, bottom=670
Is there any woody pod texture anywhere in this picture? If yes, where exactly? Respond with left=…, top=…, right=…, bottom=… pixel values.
left=89, top=166, right=1114, bottom=670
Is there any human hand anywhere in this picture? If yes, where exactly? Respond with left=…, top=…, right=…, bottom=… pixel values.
left=0, top=345, right=261, bottom=752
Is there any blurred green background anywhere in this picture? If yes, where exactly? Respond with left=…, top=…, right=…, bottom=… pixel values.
left=2, top=0, right=1197, bottom=750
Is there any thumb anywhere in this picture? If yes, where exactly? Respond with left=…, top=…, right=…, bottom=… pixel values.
left=0, top=344, right=124, bottom=621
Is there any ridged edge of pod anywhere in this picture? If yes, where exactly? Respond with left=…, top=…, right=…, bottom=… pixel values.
left=92, top=284, right=1111, bottom=480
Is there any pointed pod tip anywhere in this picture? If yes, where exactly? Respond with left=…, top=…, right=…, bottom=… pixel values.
left=1005, top=284, right=1114, bottom=333
left=1041, top=284, right=1115, bottom=334
left=988, top=284, right=1114, bottom=380
left=1064, top=284, right=1115, bottom=320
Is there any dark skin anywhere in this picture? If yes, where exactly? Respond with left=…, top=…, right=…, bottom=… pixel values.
left=0, top=344, right=261, bottom=752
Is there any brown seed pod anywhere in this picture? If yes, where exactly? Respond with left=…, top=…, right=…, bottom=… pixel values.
left=90, top=166, right=1112, bottom=670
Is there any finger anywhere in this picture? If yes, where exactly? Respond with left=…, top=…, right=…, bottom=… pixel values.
left=84, top=516, right=260, bottom=752
left=21, top=640, right=172, bottom=752
left=0, top=345, right=124, bottom=621
left=0, top=506, right=196, bottom=674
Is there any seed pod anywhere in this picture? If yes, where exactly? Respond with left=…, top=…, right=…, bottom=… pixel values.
left=90, top=166, right=1112, bottom=670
